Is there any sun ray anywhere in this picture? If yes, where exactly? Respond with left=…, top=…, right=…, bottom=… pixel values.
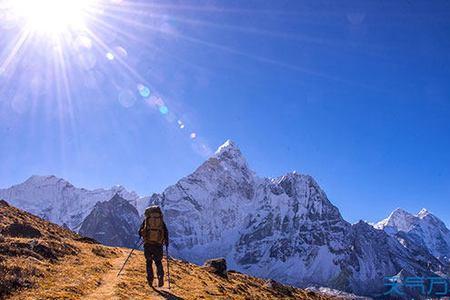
left=97, top=11, right=350, bottom=84
left=0, top=28, right=32, bottom=73
left=0, top=0, right=273, bottom=154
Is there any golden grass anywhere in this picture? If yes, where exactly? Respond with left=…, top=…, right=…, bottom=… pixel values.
left=5, top=241, right=329, bottom=300
left=116, top=251, right=329, bottom=300
left=1, top=201, right=331, bottom=300
left=6, top=241, right=120, bottom=300
left=1, top=201, right=117, bottom=299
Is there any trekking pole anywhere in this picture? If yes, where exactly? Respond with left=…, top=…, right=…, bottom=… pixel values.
left=166, top=244, right=171, bottom=289
left=117, top=237, right=143, bottom=277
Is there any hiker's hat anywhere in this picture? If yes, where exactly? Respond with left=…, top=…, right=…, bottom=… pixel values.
left=144, top=205, right=162, bottom=217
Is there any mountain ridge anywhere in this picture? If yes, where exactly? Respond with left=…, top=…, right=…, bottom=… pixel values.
left=375, top=207, right=450, bottom=264
left=1, top=140, right=449, bottom=298
left=144, top=141, right=449, bottom=297
left=0, top=174, right=147, bottom=231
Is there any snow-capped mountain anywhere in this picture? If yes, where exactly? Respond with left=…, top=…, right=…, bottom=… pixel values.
left=0, top=175, right=145, bottom=230
left=146, top=140, right=448, bottom=297
left=1, top=140, right=449, bottom=298
left=375, top=208, right=450, bottom=264
left=79, top=194, right=141, bottom=248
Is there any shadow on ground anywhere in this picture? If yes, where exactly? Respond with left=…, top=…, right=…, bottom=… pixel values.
left=152, top=287, right=184, bottom=300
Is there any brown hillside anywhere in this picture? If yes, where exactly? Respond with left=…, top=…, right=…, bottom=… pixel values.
left=0, top=200, right=335, bottom=300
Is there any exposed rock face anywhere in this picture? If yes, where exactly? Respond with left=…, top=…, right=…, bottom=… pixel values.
left=234, top=172, right=351, bottom=287
left=344, top=221, right=443, bottom=296
left=79, top=194, right=141, bottom=248
left=147, top=140, right=448, bottom=297
left=375, top=208, right=450, bottom=264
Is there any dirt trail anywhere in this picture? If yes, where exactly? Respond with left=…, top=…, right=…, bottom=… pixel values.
left=82, top=250, right=127, bottom=300
left=83, top=249, right=165, bottom=300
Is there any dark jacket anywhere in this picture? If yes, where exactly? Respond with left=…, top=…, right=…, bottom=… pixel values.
left=139, top=219, right=169, bottom=246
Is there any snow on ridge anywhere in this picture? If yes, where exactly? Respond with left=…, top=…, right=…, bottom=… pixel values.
left=374, top=207, right=416, bottom=232
left=212, top=139, right=250, bottom=171
left=374, top=207, right=445, bottom=231
left=374, top=206, right=450, bottom=264
left=417, top=207, right=430, bottom=218
left=214, top=139, right=238, bottom=155
left=1, top=140, right=449, bottom=298
left=0, top=174, right=146, bottom=231
left=306, top=287, right=373, bottom=300
left=149, top=140, right=449, bottom=298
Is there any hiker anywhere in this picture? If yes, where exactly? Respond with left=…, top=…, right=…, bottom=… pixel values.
left=139, top=205, right=169, bottom=287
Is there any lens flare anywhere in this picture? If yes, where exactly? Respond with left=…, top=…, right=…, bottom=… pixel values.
left=159, top=105, right=169, bottom=114
left=115, top=46, right=128, bottom=58
left=137, top=84, right=150, bottom=98
left=118, top=90, right=137, bottom=108
left=75, top=36, right=93, bottom=49
left=1, top=0, right=207, bottom=150
left=106, top=52, right=115, bottom=60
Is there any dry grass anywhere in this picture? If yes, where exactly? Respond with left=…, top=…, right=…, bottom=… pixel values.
left=1, top=201, right=331, bottom=300
left=7, top=243, right=121, bottom=300
left=116, top=252, right=328, bottom=300
left=0, top=201, right=79, bottom=241
left=0, top=201, right=119, bottom=300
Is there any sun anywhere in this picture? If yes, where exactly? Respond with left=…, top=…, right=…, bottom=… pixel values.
left=9, top=0, right=96, bottom=34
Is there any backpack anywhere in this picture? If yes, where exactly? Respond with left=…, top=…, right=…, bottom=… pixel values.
left=142, top=207, right=165, bottom=245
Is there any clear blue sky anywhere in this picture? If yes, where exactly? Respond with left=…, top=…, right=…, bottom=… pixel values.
left=0, top=0, right=449, bottom=225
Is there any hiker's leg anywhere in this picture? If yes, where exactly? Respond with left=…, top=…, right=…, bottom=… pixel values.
left=153, top=245, right=164, bottom=286
left=143, top=244, right=155, bottom=285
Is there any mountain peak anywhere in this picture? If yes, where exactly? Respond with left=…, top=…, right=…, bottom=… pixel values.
left=391, top=208, right=411, bottom=216
left=417, top=208, right=430, bottom=218
left=26, top=174, right=55, bottom=182
left=374, top=208, right=416, bottom=232
left=212, top=139, right=250, bottom=171
left=79, top=193, right=140, bottom=248
left=108, top=193, right=125, bottom=203
left=24, top=175, right=72, bottom=187
left=215, top=139, right=239, bottom=155
left=415, top=208, right=448, bottom=229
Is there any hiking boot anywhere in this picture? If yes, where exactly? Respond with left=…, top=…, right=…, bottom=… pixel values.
left=158, top=277, right=164, bottom=287
left=147, top=277, right=154, bottom=287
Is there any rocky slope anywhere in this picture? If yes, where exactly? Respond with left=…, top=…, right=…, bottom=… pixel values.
left=78, top=194, right=141, bottom=248
left=375, top=208, right=450, bottom=264
left=0, top=200, right=332, bottom=300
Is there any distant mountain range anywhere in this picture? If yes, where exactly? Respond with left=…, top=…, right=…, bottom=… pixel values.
left=375, top=208, right=450, bottom=265
left=0, top=174, right=147, bottom=231
left=1, top=140, right=449, bottom=298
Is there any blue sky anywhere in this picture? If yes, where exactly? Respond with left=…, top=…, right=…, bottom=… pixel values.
left=0, top=0, right=449, bottom=225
